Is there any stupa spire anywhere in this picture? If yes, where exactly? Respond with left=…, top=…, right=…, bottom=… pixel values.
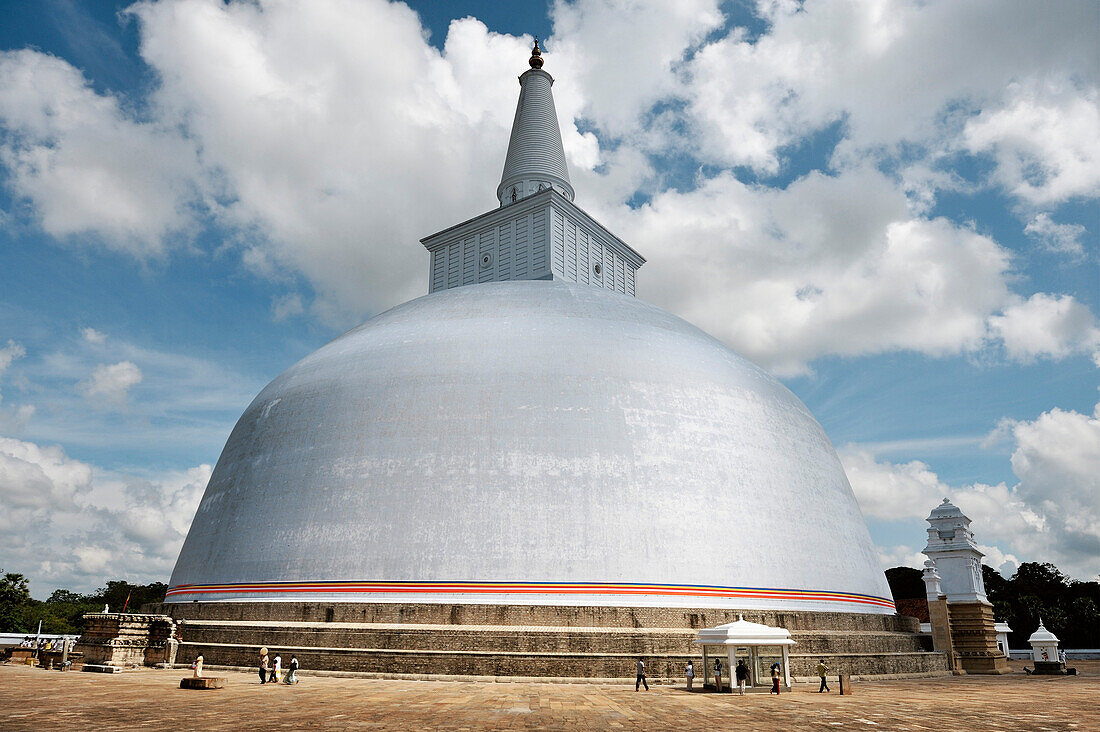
left=497, top=39, right=575, bottom=206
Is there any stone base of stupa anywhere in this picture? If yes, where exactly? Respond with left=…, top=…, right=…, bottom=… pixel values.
left=146, top=602, right=949, bottom=681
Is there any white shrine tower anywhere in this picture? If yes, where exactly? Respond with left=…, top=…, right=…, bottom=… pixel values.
left=920, top=498, right=1010, bottom=674
left=922, top=498, right=988, bottom=603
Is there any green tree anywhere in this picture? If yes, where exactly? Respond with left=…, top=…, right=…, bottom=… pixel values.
left=885, top=566, right=925, bottom=601
left=46, top=589, right=86, bottom=605
left=93, top=580, right=167, bottom=612
left=982, top=564, right=1009, bottom=601
left=1011, top=562, right=1068, bottom=598
left=1065, top=597, right=1099, bottom=648
left=0, top=571, right=34, bottom=632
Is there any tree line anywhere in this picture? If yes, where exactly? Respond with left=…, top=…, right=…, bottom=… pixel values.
left=886, top=561, right=1099, bottom=649
left=0, top=571, right=167, bottom=636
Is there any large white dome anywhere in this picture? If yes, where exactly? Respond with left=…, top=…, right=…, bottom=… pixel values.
left=167, top=281, right=893, bottom=614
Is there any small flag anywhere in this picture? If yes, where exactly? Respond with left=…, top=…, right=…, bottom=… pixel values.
left=122, top=590, right=132, bottom=613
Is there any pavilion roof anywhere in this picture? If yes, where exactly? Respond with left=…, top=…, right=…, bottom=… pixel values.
left=693, top=615, right=797, bottom=646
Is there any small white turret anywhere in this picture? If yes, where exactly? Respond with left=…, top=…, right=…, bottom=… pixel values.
left=1028, top=619, right=1060, bottom=663
left=921, top=559, right=943, bottom=601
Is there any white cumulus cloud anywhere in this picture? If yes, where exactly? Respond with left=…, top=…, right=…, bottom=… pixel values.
left=988, top=293, right=1100, bottom=362
left=78, top=361, right=143, bottom=407
left=271, top=293, right=304, bottom=322
left=0, top=339, right=25, bottom=376
left=0, top=340, right=32, bottom=432
left=0, top=434, right=211, bottom=595
left=0, top=49, right=203, bottom=255
left=614, top=167, right=1015, bottom=373
left=81, top=327, right=107, bottom=344
left=963, top=81, right=1100, bottom=206
left=1023, top=213, right=1087, bottom=258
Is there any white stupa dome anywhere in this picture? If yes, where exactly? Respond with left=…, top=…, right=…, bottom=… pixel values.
left=167, top=43, right=894, bottom=616
left=167, top=280, right=893, bottom=613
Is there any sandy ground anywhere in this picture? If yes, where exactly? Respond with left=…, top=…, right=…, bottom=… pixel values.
left=1, top=659, right=1096, bottom=730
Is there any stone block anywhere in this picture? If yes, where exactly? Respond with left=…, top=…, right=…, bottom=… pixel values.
left=82, top=664, right=124, bottom=673
left=1031, top=661, right=1067, bottom=676
left=839, top=673, right=853, bottom=694
left=4, top=648, right=36, bottom=664
left=180, top=677, right=226, bottom=689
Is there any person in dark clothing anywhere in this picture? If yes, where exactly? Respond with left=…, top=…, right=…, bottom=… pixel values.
left=635, top=659, right=649, bottom=691
left=735, top=660, right=749, bottom=695
left=816, top=659, right=831, bottom=692
left=770, top=662, right=781, bottom=694
left=259, top=648, right=270, bottom=684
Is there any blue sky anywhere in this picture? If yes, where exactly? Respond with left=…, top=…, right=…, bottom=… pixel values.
left=0, top=0, right=1097, bottom=597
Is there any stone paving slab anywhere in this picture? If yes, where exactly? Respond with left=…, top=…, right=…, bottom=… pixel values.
left=0, top=660, right=1096, bottom=730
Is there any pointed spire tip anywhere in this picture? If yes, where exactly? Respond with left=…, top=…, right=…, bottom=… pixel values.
left=529, top=37, right=544, bottom=69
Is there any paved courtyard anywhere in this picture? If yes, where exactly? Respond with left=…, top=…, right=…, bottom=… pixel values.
left=1, top=661, right=1096, bottom=730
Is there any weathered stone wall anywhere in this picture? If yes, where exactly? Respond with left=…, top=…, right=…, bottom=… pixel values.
left=144, top=602, right=947, bottom=680
left=174, top=642, right=947, bottom=680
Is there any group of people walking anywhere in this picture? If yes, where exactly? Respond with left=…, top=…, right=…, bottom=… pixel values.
left=702, top=658, right=781, bottom=694
left=258, top=647, right=299, bottom=685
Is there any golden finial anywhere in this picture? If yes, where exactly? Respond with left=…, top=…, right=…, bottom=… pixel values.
left=529, top=37, right=544, bottom=69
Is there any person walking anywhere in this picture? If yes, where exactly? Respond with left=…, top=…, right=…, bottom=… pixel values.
left=713, top=658, right=723, bottom=693
left=635, top=658, right=649, bottom=691
left=192, top=654, right=204, bottom=678
left=735, top=659, right=748, bottom=695
left=272, top=654, right=282, bottom=684
left=259, top=647, right=270, bottom=684
left=283, top=655, right=299, bottom=684
left=816, top=659, right=831, bottom=692
left=770, top=662, right=780, bottom=694
left=685, top=660, right=694, bottom=690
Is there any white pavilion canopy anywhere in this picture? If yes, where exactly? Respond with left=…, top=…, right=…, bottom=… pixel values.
left=693, top=615, right=796, bottom=691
